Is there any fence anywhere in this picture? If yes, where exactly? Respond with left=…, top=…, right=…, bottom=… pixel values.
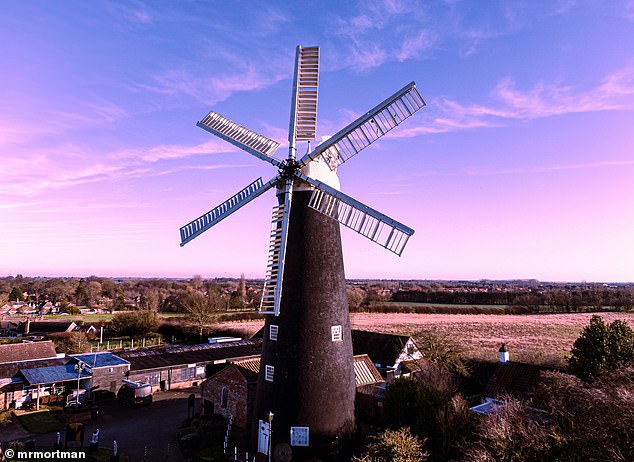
left=89, top=336, right=163, bottom=351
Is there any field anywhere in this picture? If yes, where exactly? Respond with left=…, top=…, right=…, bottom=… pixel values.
left=216, top=311, right=634, bottom=367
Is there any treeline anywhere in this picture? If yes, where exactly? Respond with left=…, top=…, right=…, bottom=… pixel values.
left=0, top=274, right=260, bottom=312
left=392, top=285, right=634, bottom=312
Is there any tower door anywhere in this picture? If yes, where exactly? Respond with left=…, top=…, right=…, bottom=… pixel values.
left=258, top=420, right=270, bottom=455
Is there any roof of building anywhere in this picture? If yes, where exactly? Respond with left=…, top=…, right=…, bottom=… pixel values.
left=357, top=382, right=388, bottom=398
left=470, top=398, right=502, bottom=415
left=233, top=358, right=261, bottom=382
left=118, top=339, right=263, bottom=371
left=0, top=341, right=58, bottom=364
left=353, top=354, right=384, bottom=386
left=18, top=321, right=77, bottom=334
left=484, top=362, right=549, bottom=399
left=71, top=352, right=129, bottom=368
left=351, top=330, right=412, bottom=367
left=0, top=357, right=69, bottom=384
left=19, top=363, right=91, bottom=385
left=209, top=354, right=384, bottom=387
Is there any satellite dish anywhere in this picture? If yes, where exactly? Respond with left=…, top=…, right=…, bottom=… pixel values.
left=273, top=442, right=292, bottom=462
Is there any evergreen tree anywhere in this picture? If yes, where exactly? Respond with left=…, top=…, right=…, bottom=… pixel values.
left=569, top=315, right=634, bottom=379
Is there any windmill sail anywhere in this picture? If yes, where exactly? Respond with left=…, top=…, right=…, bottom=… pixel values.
left=260, top=179, right=293, bottom=315
left=289, top=46, right=319, bottom=143
left=180, top=176, right=278, bottom=247
left=299, top=82, right=425, bottom=170
left=197, top=111, right=282, bottom=166
left=296, top=172, right=414, bottom=256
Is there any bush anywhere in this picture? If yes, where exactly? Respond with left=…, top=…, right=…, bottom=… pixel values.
left=460, top=369, right=634, bottom=461
left=60, top=304, right=81, bottom=315
left=460, top=398, right=562, bottom=462
left=384, top=375, right=471, bottom=459
left=111, top=310, right=159, bottom=337
left=353, top=427, right=427, bottom=462
left=0, top=409, right=14, bottom=426
left=413, top=330, right=468, bottom=376
left=568, top=315, right=634, bottom=379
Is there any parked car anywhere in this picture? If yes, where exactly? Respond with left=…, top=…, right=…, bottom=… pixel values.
left=117, top=380, right=153, bottom=407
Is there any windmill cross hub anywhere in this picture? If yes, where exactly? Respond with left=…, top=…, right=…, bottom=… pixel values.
left=178, top=44, right=426, bottom=460
left=279, top=158, right=301, bottom=179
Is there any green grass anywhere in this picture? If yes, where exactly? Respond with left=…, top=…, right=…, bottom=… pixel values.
left=159, top=312, right=188, bottom=318
left=45, top=312, right=189, bottom=323
left=16, top=410, right=64, bottom=434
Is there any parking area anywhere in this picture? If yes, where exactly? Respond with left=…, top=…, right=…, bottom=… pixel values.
left=1, top=388, right=200, bottom=462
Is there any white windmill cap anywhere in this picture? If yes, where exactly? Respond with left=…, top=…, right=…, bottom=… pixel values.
left=294, top=136, right=341, bottom=192
left=295, top=157, right=341, bottom=192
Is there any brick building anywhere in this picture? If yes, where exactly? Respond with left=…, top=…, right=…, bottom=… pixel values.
left=201, top=357, right=259, bottom=430
left=201, top=354, right=385, bottom=431
left=71, top=352, right=130, bottom=395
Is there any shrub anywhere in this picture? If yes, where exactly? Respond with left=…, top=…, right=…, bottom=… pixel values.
left=353, top=427, right=427, bottom=462
left=111, top=310, right=159, bottom=337
left=460, top=398, right=562, bottom=462
left=568, top=315, right=634, bottom=379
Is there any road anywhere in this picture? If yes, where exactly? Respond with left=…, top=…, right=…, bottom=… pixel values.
left=1, top=389, right=198, bottom=462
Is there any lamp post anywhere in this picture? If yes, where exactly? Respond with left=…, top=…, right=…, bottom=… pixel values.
left=267, top=411, right=274, bottom=462
left=74, top=360, right=85, bottom=404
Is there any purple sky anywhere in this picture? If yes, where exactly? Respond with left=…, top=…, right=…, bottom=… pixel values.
left=1, top=1, right=633, bottom=282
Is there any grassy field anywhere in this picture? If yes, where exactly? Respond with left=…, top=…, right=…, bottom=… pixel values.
left=216, top=311, right=634, bottom=367
left=43, top=312, right=189, bottom=323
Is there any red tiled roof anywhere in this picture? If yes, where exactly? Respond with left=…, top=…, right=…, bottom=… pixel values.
left=484, top=362, right=549, bottom=399
left=0, top=341, right=58, bottom=365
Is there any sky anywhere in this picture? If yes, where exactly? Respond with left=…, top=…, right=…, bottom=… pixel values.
left=1, top=0, right=633, bottom=282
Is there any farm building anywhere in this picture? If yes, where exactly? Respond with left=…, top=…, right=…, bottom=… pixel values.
left=118, top=339, right=262, bottom=391
left=71, top=352, right=130, bottom=395
left=471, top=345, right=551, bottom=414
left=0, top=341, right=66, bottom=410
left=17, top=320, right=78, bottom=338
left=351, top=330, right=422, bottom=376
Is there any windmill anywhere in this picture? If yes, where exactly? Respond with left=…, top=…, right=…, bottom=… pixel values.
left=179, top=45, right=425, bottom=459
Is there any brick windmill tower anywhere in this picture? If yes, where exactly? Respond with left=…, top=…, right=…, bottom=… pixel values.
left=179, top=45, right=425, bottom=460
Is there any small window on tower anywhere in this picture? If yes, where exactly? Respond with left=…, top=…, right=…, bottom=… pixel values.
left=331, top=325, right=343, bottom=342
left=270, top=325, right=279, bottom=341
left=265, top=365, right=275, bottom=382
left=290, top=426, right=310, bottom=447
left=220, top=386, right=228, bottom=408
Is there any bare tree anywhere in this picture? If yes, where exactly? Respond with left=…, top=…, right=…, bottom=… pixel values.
left=184, top=290, right=224, bottom=342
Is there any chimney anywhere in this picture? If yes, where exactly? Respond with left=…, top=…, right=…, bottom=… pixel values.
left=25, top=317, right=31, bottom=334
left=499, top=343, right=509, bottom=364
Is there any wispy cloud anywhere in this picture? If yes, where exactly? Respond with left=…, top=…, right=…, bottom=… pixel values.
left=397, top=30, right=437, bottom=62
left=0, top=99, right=128, bottom=150
left=138, top=64, right=288, bottom=105
left=105, top=1, right=153, bottom=25
left=464, top=159, right=634, bottom=176
left=0, top=139, right=252, bottom=198
left=387, top=65, right=634, bottom=138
